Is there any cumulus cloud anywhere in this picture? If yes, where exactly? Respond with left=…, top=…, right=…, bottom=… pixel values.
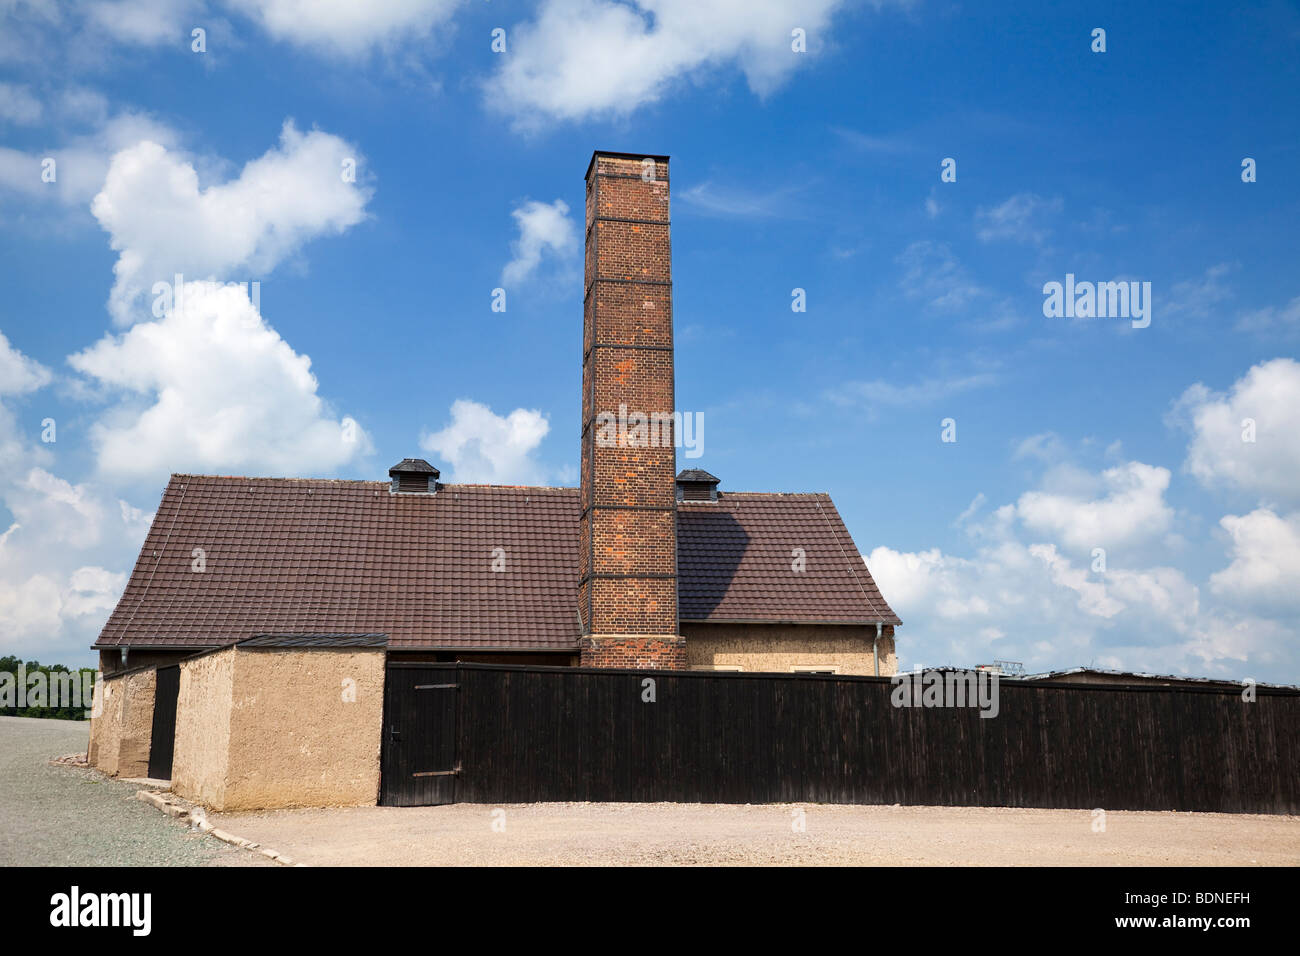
left=484, top=0, right=867, bottom=126
left=863, top=435, right=1295, bottom=679
left=1171, top=358, right=1300, bottom=505
left=91, top=120, right=371, bottom=323
left=0, top=466, right=140, bottom=656
left=421, top=399, right=551, bottom=485
left=0, top=82, right=42, bottom=123
left=0, top=335, right=144, bottom=659
left=867, top=538, right=1217, bottom=676
left=501, top=199, right=577, bottom=285
left=3, top=0, right=459, bottom=62
left=68, top=280, right=370, bottom=481
left=1209, top=509, right=1300, bottom=610
left=83, top=0, right=202, bottom=46
left=225, top=0, right=462, bottom=56
left=1014, top=461, right=1174, bottom=553
left=0, top=330, right=52, bottom=395
left=0, top=106, right=180, bottom=210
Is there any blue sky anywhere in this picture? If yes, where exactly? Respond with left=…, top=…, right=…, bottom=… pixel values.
left=1, top=0, right=1298, bottom=679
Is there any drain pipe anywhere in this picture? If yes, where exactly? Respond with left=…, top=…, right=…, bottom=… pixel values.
left=873, top=622, right=882, bottom=677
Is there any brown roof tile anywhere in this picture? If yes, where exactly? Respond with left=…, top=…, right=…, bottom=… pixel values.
left=678, top=493, right=900, bottom=625
left=95, top=476, right=898, bottom=650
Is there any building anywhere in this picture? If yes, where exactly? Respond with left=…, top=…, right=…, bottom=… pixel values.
left=87, top=151, right=900, bottom=808
left=1017, top=666, right=1294, bottom=690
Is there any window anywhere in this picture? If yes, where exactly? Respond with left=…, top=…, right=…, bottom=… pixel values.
left=790, top=665, right=839, bottom=675
left=690, top=664, right=744, bottom=672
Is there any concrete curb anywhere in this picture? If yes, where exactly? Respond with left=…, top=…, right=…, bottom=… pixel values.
left=135, top=790, right=303, bottom=866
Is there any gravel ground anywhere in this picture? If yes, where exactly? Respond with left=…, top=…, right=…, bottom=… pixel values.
left=10, top=716, right=1298, bottom=866
left=211, top=800, right=1300, bottom=867
left=0, top=716, right=261, bottom=867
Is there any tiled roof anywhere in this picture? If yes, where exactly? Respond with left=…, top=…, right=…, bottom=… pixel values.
left=675, top=469, right=720, bottom=484
left=240, top=633, right=388, bottom=648
left=96, top=477, right=581, bottom=651
left=678, top=494, right=900, bottom=625
left=95, top=476, right=898, bottom=650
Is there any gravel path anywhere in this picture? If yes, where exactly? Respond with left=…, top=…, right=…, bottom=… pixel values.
left=0, top=716, right=259, bottom=866
left=10, top=716, right=1298, bottom=866
left=211, top=800, right=1300, bottom=867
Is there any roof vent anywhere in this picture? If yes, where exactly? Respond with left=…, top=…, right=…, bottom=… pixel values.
left=389, top=458, right=440, bottom=494
left=676, top=469, right=720, bottom=502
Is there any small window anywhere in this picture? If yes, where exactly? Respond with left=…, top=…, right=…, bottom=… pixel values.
left=791, top=665, right=839, bottom=675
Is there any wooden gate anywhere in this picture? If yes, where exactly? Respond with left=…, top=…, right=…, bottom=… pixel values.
left=380, top=663, right=459, bottom=806
left=147, top=664, right=180, bottom=780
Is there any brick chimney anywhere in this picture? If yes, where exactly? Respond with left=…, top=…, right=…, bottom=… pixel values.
left=578, top=150, right=685, bottom=669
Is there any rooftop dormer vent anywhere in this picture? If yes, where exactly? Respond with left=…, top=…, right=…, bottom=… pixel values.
left=675, top=469, right=720, bottom=502
left=389, top=458, right=440, bottom=494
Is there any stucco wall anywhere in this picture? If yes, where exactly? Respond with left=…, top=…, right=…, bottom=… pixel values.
left=171, top=648, right=235, bottom=808
left=220, top=648, right=385, bottom=810
left=88, top=674, right=121, bottom=773
left=681, top=623, right=897, bottom=676
left=88, top=667, right=156, bottom=777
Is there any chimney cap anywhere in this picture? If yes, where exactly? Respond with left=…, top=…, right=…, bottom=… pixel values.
left=585, top=150, right=670, bottom=180
left=388, top=458, right=440, bottom=479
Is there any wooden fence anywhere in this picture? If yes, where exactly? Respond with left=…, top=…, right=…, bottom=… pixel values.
left=388, top=662, right=1300, bottom=813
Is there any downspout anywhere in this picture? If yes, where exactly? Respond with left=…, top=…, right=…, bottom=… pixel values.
left=873, top=622, right=882, bottom=677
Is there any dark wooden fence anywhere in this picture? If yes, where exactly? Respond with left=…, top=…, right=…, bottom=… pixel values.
left=400, top=663, right=1300, bottom=813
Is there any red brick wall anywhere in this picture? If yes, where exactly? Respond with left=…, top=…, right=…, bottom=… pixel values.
left=579, top=152, right=681, bottom=666
left=578, top=636, right=686, bottom=669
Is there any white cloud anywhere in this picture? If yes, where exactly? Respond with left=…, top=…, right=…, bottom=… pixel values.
left=0, top=339, right=145, bottom=659
left=421, top=399, right=551, bottom=485
left=1236, top=295, right=1300, bottom=334
left=0, top=330, right=52, bottom=395
left=828, top=371, right=997, bottom=412
left=83, top=0, right=202, bottom=46
left=1014, top=461, right=1174, bottom=552
left=678, top=180, right=806, bottom=220
left=896, top=240, right=987, bottom=311
left=91, top=119, right=371, bottom=323
left=0, top=106, right=180, bottom=210
left=975, top=192, right=1062, bottom=244
left=1210, top=509, right=1300, bottom=610
left=1172, top=358, right=1300, bottom=505
left=867, top=537, right=1222, bottom=676
left=68, top=280, right=370, bottom=481
left=1163, top=262, right=1234, bottom=321
left=484, top=0, right=864, bottom=126
left=0, top=82, right=42, bottom=123
left=501, top=199, right=577, bottom=285
left=225, top=0, right=462, bottom=57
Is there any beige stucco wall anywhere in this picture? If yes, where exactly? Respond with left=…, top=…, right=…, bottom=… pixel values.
left=219, top=648, right=385, bottom=811
left=88, top=674, right=121, bottom=773
left=171, top=648, right=235, bottom=808
left=87, top=667, right=156, bottom=777
left=681, top=623, right=897, bottom=676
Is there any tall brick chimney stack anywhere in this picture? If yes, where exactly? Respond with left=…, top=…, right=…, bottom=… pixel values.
left=578, top=150, right=685, bottom=669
